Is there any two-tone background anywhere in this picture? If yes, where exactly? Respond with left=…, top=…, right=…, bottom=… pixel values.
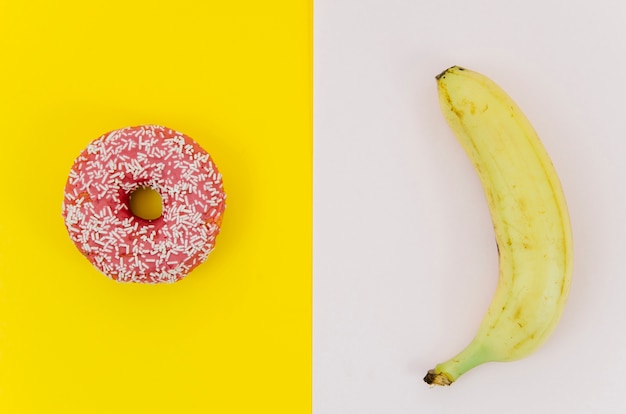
left=1, top=1, right=625, bottom=412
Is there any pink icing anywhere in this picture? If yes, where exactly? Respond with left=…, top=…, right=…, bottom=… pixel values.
left=62, top=125, right=226, bottom=283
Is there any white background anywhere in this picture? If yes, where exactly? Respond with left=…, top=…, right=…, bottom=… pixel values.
left=314, top=0, right=626, bottom=412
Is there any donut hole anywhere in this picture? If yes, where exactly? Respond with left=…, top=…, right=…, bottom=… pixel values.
left=129, top=187, right=163, bottom=221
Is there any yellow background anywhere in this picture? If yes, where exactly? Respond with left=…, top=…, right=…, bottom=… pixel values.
left=0, top=1, right=312, bottom=413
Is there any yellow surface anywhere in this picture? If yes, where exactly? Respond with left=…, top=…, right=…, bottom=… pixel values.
left=129, top=188, right=164, bottom=221
left=0, top=2, right=312, bottom=413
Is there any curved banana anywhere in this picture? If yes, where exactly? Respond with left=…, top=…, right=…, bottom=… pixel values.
left=424, top=66, right=573, bottom=386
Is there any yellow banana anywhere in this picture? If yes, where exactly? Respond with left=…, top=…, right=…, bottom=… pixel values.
left=424, top=66, right=573, bottom=386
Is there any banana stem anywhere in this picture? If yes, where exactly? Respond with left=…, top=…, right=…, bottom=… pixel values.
left=423, top=369, right=453, bottom=386
left=424, top=341, right=490, bottom=386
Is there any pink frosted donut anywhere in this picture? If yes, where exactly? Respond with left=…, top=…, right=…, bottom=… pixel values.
left=62, top=125, right=226, bottom=284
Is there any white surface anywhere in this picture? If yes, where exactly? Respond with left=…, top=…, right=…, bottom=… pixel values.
left=314, top=0, right=626, bottom=412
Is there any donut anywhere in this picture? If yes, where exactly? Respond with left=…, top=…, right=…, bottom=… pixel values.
left=62, top=125, right=226, bottom=284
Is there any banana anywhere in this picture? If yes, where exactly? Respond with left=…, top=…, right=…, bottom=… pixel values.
left=424, top=66, right=573, bottom=386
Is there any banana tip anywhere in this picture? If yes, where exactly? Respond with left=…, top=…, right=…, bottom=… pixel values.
left=435, top=65, right=466, bottom=80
